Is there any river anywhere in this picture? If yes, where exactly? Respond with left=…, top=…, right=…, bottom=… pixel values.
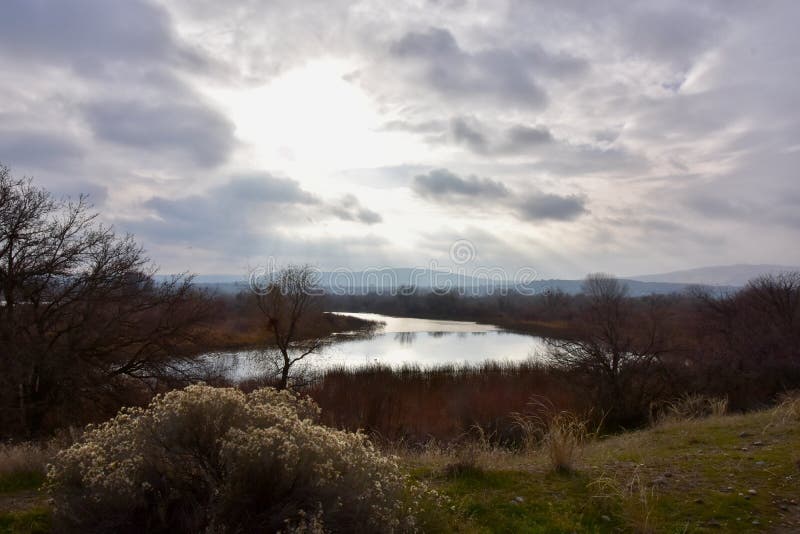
left=201, top=312, right=549, bottom=381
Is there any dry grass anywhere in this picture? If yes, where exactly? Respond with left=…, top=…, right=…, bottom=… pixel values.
left=542, top=412, right=590, bottom=472
left=308, top=361, right=586, bottom=445
left=776, top=390, right=800, bottom=421
left=511, top=397, right=593, bottom=473
left=591, top=467, right=657, bottom=533
left=0, top=443, right=56, bottom=479
left=651, top=393, right=728, bottom=425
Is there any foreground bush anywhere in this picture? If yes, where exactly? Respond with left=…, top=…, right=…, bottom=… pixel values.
left=47, top=385, right=424, bottom=533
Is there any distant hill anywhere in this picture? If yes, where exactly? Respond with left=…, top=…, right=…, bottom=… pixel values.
left=159, top=265, right=800, bottom=296
left=158, top=269, right=715, bottom=297
left=629, top=264, right=799, bottom=287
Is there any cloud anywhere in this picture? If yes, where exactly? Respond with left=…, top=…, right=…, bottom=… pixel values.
left=127, top=174, right=386, bottom=266
left=0, top=0, right=203, bottom=74
left=451, top=119, right=555, bottom=156
left=516, top=192, right=587, bottom=222
left=217, top=174, right=318, bottom=204
left=450, top=117, right=489, bottom=154
left=1, top=0, right=799, bottom=274
left=0, top=129, right=84, bottom=169
left=503, top=125, right=554, bottom=152
left=387, top=27, right=586, bottom=108
left=82, top=91, right=235, bottom=167
left=390, top=116, right=556, bottom=157
left=412, top=168, right=587, bottom=222
left=412, top=168, right=509, bottom=199
left=623, top=5, right=723, bottom=68
left=328, top=194, right=383, bottom=224
left=126, top=174, right=317, bottom=261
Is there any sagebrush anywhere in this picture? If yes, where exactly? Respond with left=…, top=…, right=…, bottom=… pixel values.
left=46, top=384, right=429, bottom=533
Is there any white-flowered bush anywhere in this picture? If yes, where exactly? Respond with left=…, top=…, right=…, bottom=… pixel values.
left=46, top=385, right=423, bottom=533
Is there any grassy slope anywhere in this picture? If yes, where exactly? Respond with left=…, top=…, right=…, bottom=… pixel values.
left=1, top=407, right=797, bottom=533
left=410, top=408, right=800, bottom=533
left=0, top=473, right=48, bottom=534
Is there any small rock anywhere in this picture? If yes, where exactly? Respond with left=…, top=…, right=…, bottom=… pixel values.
left=739, top=431, right=754, bottom=438
left=752, top=440, right=764, bottom=447
left=755, top=460, right=766, bottom=466
left=601, top=515, right=611, bottom=522
left=748, top=489, right=758, bottom=495
left=514, top=496, right=525, bottom=503
left=752, top=519, right=760, bottom=526
left=663, top=472, right=673, bottom=478
left=781, top=504, right=789, bottom=511
left=695, top=498, right=705, bottom=504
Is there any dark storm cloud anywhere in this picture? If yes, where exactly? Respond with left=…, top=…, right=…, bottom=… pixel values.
left=413, top=168, right=588, bottom=222
left=389, top=27, right=587, bottom=108
left=412, top=169, right=509, bottom=199
left=328, top=194, right=382, bottom=225
left=82, top=95, right=235, bottom=167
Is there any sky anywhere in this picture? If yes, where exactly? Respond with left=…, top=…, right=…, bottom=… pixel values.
left=1, top=0, right=799, bottom=279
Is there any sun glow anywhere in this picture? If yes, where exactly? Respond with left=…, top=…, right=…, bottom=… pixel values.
left=210, top=60, right=420, bottom=187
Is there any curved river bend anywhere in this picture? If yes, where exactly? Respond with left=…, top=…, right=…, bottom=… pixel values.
left=202, top=312, right=549, bottom=381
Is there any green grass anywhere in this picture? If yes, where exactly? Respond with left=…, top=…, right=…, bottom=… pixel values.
left=0, top=473, right=44, bottom=495
left=407, top=407, right=800, bottom=532
left=0, top=508, right=50, bottom=534
left=0, top=472, right=49, bottom=533
left=439, top=469, right=624, bottom=533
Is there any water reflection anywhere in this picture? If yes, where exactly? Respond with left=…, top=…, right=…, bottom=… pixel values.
left=204, top=312, right=548, bottom=381
left=394, top=332, right=417, bottom=345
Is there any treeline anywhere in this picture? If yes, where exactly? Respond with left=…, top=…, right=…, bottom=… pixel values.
left=319, top=272, right=800, bottom=432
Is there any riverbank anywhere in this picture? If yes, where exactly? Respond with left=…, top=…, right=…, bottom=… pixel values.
left=194, top=309, right=379, bottom=353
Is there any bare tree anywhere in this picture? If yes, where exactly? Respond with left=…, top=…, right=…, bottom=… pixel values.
left=546, top=274, right=671, bottom=424
left=0, top=165, right=211, bottom=436
left=254, top=264, right=323, bottom=389
left=691, top=272, right=800, bottom=403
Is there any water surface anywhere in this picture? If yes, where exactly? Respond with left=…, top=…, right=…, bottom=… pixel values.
left=205, top=312, right=548, bottom=380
